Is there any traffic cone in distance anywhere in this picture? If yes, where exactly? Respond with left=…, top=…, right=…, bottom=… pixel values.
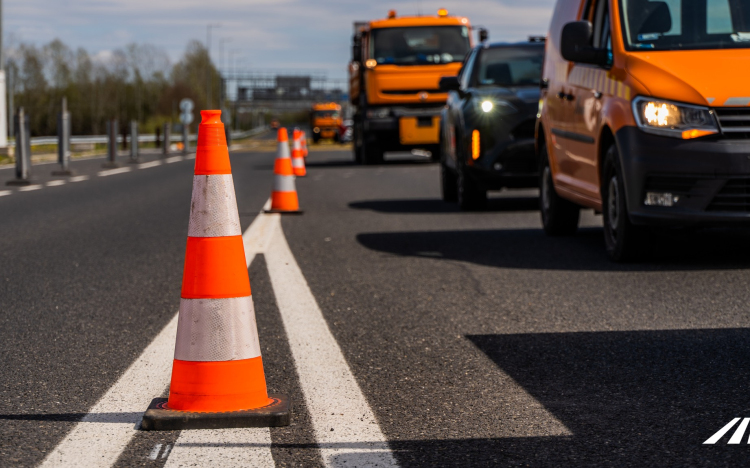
left=141, top=110, right=290, bottom=430
left=264, top=128, right=303, bottom=214
left=301, top=131, right=309, bottom=158
left=291, top=128, right=307, bottom=177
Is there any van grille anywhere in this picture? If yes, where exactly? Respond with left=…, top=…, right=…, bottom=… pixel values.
left=644, top=176, right=698, bottom=197
left=707, top=178, right=750, bottom=212
left=714, top=108, right=750, bottom=139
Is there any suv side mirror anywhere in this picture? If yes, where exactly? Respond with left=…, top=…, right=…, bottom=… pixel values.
left=478, top=28, right=488, bottom=43
left=560, top=21, right=609, bottom=67
left=439, top=76, right=461, bottom=92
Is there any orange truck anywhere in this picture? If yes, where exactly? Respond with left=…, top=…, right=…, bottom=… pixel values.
left=310, top=102, right=343, bottom=143
left=538, top=0, right=750, bottom=261
left=349, top=9, right=473, bottom=164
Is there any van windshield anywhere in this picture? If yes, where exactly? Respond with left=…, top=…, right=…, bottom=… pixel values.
left=371, top=26, right=471, bottom=65
left=475, top=45, right=544, bottom=87
left=620, top=0, right=750, bottom=50
left=314, top=111, right=340, bottom=119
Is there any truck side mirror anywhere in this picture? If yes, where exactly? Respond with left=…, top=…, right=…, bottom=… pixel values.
left=352, top=38, right=362, bottom=63
left=439, top=76, right=461, bottom=92
left=560, top=21, right=609, bottom=67
left=479, top=28, right=488, bottom=43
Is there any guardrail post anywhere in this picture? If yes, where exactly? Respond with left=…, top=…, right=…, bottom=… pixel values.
left=103, top=118, right=119, bottom=168
left=52, top=98, right=73, bottom=176
left=129, top=120, right=139, bottom=163
left=7, top=107, right=31, bottom=186
left=182, top=123, right=189, bottom=155
left=162, top=122, right=171, bottom=157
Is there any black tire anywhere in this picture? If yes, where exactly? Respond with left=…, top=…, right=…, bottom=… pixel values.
left=457, top=159, right=486, bottom=210
left=441, top=162, right=458, bottom=202
left=602, top=144, right=645, bottom=262
left=363, top=140, right=384, bottom=165
left=429, top=144, right=441, bottom=163
left=540, top=142, right=580, bottom=235
left=353, top=121, right=364, bottom=164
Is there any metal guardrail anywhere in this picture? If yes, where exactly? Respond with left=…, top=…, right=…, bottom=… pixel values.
left=8, top=126, right=269, bottom=148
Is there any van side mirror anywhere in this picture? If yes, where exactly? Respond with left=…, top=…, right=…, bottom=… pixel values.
left=560, top=21, right=609, bottom=67
left=478, top=28, right=488, bottom=43
left=439, top=76, right=461, bottom=92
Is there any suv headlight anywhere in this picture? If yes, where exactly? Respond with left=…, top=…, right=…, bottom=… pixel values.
left=633, top=97, right=718, bottom=139
left=475, top=98, right=517, bottom=115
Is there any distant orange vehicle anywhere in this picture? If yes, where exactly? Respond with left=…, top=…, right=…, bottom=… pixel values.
left=349, top=9, right=473, bottom=164
left=539, top=0, right=750, bottom=261
left=310, top=103, right=343, bottom=143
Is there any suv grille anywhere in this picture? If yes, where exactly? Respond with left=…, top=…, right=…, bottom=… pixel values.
left=707, top=178, right=750, bottom=212
left=714, top=107, right=750, bottom=139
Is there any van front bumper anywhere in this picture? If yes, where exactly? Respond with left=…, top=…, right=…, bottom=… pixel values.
left=617, top=126, right=750, bottom=226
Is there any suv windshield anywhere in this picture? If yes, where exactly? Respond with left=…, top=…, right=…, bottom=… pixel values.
left=620, top=0, right=750, bottom=50
left=371, top=26, right=470, bottom=65
left=475, top=45, right=544, bottom=87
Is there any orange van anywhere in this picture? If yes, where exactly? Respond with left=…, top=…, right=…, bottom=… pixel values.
left=538, top=0, right=750, bottom=261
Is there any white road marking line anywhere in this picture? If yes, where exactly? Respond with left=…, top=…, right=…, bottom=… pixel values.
left=0, top=190, right=11, bottom=197
left=98, top=167, right=132, bottom=177
left=185, top=153, right=196, bottom=160
left=161, top=444, right=172, bottom=459
left=149, top=444, right=162, bottom=460
left=138, top=161, right=162, bottom=169
left=46, top=180, right=67, bottom=187
left=69, top=175, right=89, bottom=182
left=164, top=428, right=274, bottom=468
left=165, top=156, right=183, bottom=164
left=728, top=418, right=750, bottom=444
left=259, top=210, right=399, bottom=467
left=704, top=417, right=741, bottom=444
left=19, top=184, right=43, bottom=191
left=39, top=314, right=178, bottom=468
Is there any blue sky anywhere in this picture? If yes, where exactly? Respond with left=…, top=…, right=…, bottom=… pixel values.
left=6, top=0, right=556, bottom=81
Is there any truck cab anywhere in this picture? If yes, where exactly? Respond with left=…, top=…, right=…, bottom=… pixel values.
left=310, top=103, right=343, bottom=143
left=350, top=9, right=473, bottom=164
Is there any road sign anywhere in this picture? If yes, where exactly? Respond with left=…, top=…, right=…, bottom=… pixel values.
left=179, top=112, right=194, bottom=126
left=179, top=98, right=194, bottom=113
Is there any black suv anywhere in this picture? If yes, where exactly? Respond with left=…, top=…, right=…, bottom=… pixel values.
left=439, top=39, right=545, bottom=210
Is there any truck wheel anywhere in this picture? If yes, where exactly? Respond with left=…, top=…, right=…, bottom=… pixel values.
left=429, top=144, right=441, bottom=163
left=602, top=144, right=645, bottom=262
left=540, top=142, right=579, bottom=236
left=441, top=162, right=458, bottom=202
left=457, top=160, right=486, bottom=210
left=363, top=142, right=384, bottom=165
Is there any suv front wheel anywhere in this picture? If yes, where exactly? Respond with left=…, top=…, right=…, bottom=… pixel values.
left=540, top=142, right=579, bottom=235
left=602, top=144, right=645, bottom=262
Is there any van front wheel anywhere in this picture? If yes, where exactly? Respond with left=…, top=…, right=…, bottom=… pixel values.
left=602, top=144, right=645, bottom=262
left=540, top=143, right=579, bottom=236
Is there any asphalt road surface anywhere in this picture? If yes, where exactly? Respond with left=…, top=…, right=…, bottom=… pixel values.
left=2, top=143, right=750, bottom=467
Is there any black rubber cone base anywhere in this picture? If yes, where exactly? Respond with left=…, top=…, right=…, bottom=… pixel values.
left=141, top=394, right=291, bottom=431
left=263, top=209, right=304, bottom=215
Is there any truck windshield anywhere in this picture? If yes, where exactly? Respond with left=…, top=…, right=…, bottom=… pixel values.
left=371, top=26, right=470, bottom=65
left=475, top=46, right=544, bottom=87
left=620, top=0, right=750, bottom=50
left=314, top=111, right=340, bottom=119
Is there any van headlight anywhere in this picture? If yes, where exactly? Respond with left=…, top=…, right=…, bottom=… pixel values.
left=633, top=97, right=718, bottom=139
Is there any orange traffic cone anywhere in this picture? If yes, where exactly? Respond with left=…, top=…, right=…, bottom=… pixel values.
left=301, top=131, right=309, bottom=158
left=142, top=110, right=290, bottom=430
left=265, top=128, right=303, bottom=214
left=291, top=128, right=307, bottom=177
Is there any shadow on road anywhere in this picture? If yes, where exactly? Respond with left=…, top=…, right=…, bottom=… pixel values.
left=357, top=227, right=750, bottom=271
left=350, top=197, right=539, bottom=213
left=454, top=329, right=750, bottom=467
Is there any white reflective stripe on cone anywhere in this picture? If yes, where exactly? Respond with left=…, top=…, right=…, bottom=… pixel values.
left=276, top=141, right=291, bottom=159
left=187, top=175, right=242, bottom=238
left=174, top=296, right=262, bottom=362
left=292, top=158, right=304, bottom=168
left=273, top=174, right=297, bottom=192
